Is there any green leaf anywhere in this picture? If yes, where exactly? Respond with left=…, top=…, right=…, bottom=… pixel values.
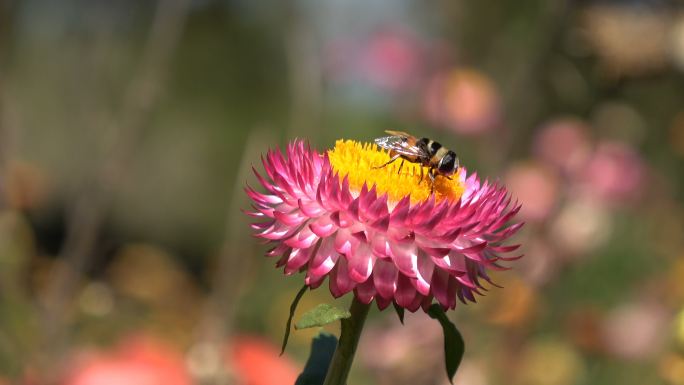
left=294, top=332, right=338, bottom=385
left=427, top=304, right=465, bottom=384
left=281, top=284, right=309, bottom=355
left=295, top=303, right=351, bottom=330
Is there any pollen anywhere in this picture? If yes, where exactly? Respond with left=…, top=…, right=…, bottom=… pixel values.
left=327, top=139, right=465, bottom=204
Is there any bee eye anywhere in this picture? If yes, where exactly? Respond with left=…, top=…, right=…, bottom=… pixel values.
left=438, top=153, right=456, bottom=174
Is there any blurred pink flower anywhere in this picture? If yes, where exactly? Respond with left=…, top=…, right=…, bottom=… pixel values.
left=504, top=162, right=560, bottom=222
left=424, top=69, right=501, bottom=135
left=246, top=140, right=522, bottom=312
left=550, top=197, right=612, bottom=257
left=63, top=335, right=191, bottom=385
left=323, top=28, right=424, bottom=92
left=360, top=28, right=423, bottom=91
left=229, top=336, right=300, bottom=385
left=601, top=301, right=669, bottom=360
left=533, top=118, right=592, bottom=175
left=576, top=141, right=645, bottom=205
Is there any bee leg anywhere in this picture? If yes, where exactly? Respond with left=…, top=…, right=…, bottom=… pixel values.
left=397, top=160, right=405, bottom=175
left=419, top=166, right=424, bottom=183
left=373, top=154, right=401, bottom=169
left=428, top=168, right=436, bottom=194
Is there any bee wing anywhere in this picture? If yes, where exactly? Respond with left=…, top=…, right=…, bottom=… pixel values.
left=374, top=135, right=428, bottom=158
left=384, top=130, right=414, bottom=138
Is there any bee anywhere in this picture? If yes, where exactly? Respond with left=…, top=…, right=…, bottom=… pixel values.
left=373, top=130, right=460, bottom=192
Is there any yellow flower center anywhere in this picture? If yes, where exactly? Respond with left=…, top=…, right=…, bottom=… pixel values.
left=327, top=139, right=465, bottom=204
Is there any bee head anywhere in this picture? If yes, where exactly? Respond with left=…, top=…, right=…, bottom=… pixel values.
left=438, top=151, right=459, bottom=175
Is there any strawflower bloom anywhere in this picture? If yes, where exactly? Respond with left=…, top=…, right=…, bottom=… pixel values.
left=246, top=139, right=522, bottom=312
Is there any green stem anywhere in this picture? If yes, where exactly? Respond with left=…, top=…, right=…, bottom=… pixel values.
left=322, top=297, right=371, bottom=385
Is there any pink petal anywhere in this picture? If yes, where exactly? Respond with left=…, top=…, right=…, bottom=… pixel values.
left=489, top=244, right=521, bottom=253
left=431, top=269, right=450, bottom=308
left=257, top=221, right=300, bottom=240
left=284, top=226, right=318, bottom=249
left=298, top=198, right=325, bottom=217
left=413, top=253, right=434, bottom=296
left=408, top=293, right=424, bottom=312
left=389, top=196, right=411, bottom=224
left=338, top=175, right=353, bottom=206
left=284, top=247, right=312, bottom=274
left=330, top=258, right=355, bottom=297
left=354, top=278, right=376, bottom=304
left=457, top=242, right=488, bottom=254
left=348, top=243, right=375, bottom=283
left=375, top=296, right=391, bottom=310
left=395, top=273, right=417, bottom=309
left=348, top=197, right=361, bottom=221
left=266, top=243, right=290, bottom=258
left=309, top=216, right=337, bottom=238
left=373, top=259, right=398, bottom=298
left=273, top=208, right=308, bottom=227
left=366, top=192, right=389, bottom=221
left=389, top=242, right=419, bottom=278
left=488, top=222, right=524, bottom=241
left=250, top=220, right=273, bottom=230
left=416, top=201, right=449, bottom=231
left=251, top=166, right=277, bottom=194
left=309, top=238, right=339, bottom=277
left=245, top=186, right=282, bottom=205
left=330, top=211, right=354, bottom=228
left=432, top=252, right=467, bottom=274
left=371, top=235, right=392, bottom=259
left=305, top=271, right=326, bottom=289
left=456, top=275, right=477, bottom=289
left=358, top=183, right=375, bottom=215
left=334, top=229, right=357, bottom=255
left=435, top=227, right=462, bottom=243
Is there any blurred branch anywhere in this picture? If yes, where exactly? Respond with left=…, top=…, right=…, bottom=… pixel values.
left=190, top=128, right=276, bottom=385
left=40, top=0, right=191, bottom=365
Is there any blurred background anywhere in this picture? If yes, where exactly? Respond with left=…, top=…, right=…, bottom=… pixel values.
left=1, top=0, right=684, bottom=384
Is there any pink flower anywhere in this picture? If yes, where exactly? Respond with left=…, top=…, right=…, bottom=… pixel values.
left=424, top=69, right=501, bottom=135
left=533, top=118, right=591, bottom=175
left=504, top=162, right=560, bottom=222
left=360, top=28, right=422, bottom=91
left=246, top=140, right=522, bottom=311
left=323, top=27, right=424, bottom=92
left=577, top=141, right=645, bottom=204
left=601, top=301, right=669, bottom=360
